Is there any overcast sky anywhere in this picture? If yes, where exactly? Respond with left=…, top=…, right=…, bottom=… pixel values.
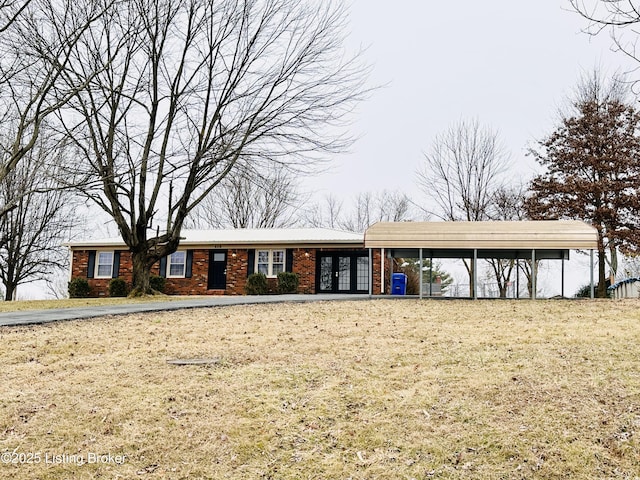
left=309, top=0, right=637, bottom=203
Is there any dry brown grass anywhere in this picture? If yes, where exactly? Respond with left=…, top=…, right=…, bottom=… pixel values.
left=0, top=296, right=203, bottom=313
left=1, top=299, right=640, bottom=479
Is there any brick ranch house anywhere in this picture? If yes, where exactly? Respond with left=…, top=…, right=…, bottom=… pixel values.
left=67, top=228, right=385, bottom=296
left=66, top=221, right=598, bottom=298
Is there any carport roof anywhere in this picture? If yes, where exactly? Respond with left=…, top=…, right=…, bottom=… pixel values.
left=364, top=221, right=599, bottom=250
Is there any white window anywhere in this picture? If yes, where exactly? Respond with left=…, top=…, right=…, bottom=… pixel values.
left=167, top=251, right=186, bottom=278
left=256, top=250, right=285, bottom=277
left=257, top=250, right=269, bottom=275
left=96, top=251, right=114, bottom=278
left=272, top=250, right=285, bottom=276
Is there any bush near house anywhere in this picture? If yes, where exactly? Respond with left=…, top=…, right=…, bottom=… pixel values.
left=68, top=278, right=91, bottom=298
left=277, top=272, right=299, bottom=294
left=246, top=272, right=268, bottom=295
left=108, top=278, right=128, bottom=297
left=150, top=275, right=166, bottom=293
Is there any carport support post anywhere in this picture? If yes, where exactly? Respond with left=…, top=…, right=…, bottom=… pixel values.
left=473, top=249, right=478, bottom=300
left=381, top=248, right=385, bottom=294
left=516, top=259, right=520, bottom=299
left=368, top=248, right=373, bottom=296
left=389, top=250, right=393, bottom=295
left=561, top=256, right=565, bottom=298
left=429, top=254, right=433, bottom=297
left=590, top=249, right=595, bottom=299
left=531, top=250, right=537, bottom=300
left=419, top=248, right=423, bottom=299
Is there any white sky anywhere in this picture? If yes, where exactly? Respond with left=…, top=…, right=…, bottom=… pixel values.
left=308, top=0, right=638, bottom=201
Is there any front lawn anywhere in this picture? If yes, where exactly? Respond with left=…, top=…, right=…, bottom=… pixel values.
left=1, top=299, right=639, bottom=479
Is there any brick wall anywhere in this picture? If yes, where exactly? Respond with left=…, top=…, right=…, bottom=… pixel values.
left=372, top=248, right=383, bottom=295
left=293, top=249, right=316, bottom=294
left=71, top=247, right=383, bottom=297
left=225, top=250, right=248, bottom=295
left=163, top=249, right=208, bottom=296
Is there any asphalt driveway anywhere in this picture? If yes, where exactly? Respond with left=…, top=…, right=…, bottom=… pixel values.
left=0, top=294, right=371, bottom=327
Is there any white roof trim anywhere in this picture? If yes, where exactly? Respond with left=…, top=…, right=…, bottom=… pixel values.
left=65, top=228, right=364, bottom=248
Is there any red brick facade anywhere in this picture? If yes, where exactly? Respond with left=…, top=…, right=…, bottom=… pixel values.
left=70, top=247, right=384, bottom=297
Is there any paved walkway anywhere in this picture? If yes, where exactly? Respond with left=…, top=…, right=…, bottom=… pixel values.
left=0, top=294, right=371, bottom=327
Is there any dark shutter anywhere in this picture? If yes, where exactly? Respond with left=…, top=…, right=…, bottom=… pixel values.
left=286, top=249, right=294, bottom=273
left=112, top=251, right=121, bottom=278
left=159, top=256, right=167, bottom=278
left=247, top=249, right=255, bottom=277
left=185, top=250, right=193, bottom=278
left=87, top=250, right=96, bottom=278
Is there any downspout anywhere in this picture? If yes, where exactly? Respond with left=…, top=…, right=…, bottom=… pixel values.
left=368, top=248, right=373, bottom=296
left=381, top=248, right=385, bottom=294
left=419, top=248, right=423, bottom=299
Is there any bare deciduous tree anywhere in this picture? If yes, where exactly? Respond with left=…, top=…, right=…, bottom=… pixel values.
left=486, top=184, right=540, bottom=298
left=0, top=0, right=30, bottom=32
left=341, top=190, right=414, bottom=233
left=58, top=0, right=369, bottom=294
left=303, top=193, right=345, bottom=229
left=416, top=118, right=511, bottom=294
left=416, top=118, right=510, bottom=221
left=570, top=1, right=640, bottom=68
left=188, top=164, right=303, bottom=229
left=0, top=0, right=104, bottom=217
left=303, top=190, right=414, bottom=233
left=0, top=137, right=78, bottom=300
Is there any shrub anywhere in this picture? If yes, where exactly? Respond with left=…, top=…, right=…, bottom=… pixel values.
left=108, top=277, right=128, bottom=297
left=575, top=284, right=592, bottom=298
left=150, top=275, right=166, bottom=293
left=575, top=283, right=613, bottom=298
left=576, top=283, right=607, bottom=298
left=277, top=272, right=299, bottom=294
left=246, top=272, right=268, bottom=295
left=68, top=277, right=91, bottom=298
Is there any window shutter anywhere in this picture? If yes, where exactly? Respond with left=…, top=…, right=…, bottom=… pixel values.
left=112, top=251, right=121, bottom=278
left=159, top=256, right=167, bottom=278
left=247, top=249, right=255, bottom=277
left=87, top=250, right=96, bottom=278
left=185, top=250, right=193, bottom=278
left=286, top=249, right=294, bottom=273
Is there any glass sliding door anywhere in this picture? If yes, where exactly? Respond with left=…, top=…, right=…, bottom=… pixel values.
left=316, top=252, right=369, bottom=294
left=319, top=256, right=333, bottom=292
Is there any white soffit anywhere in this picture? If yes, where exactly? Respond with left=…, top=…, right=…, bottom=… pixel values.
left=66, top=228, right=364, bottom=248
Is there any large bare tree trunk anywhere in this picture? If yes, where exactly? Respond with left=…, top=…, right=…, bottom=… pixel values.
left=598, top=246, right=607, bottom=298
left=131, top=250, right=153, bottom=296
left=4, top=281, right=16, bottom=301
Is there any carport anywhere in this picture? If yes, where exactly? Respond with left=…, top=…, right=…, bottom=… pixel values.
left=364, top=220, right=599, bottom=299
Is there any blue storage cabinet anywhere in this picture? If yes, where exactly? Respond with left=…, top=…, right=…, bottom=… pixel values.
left=391, top=273, right=407, bottom=295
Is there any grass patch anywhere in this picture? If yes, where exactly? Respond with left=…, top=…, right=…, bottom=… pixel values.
left=0, top=296, right=204, bottom=313
left=1, top=299, right=640, bottom=478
